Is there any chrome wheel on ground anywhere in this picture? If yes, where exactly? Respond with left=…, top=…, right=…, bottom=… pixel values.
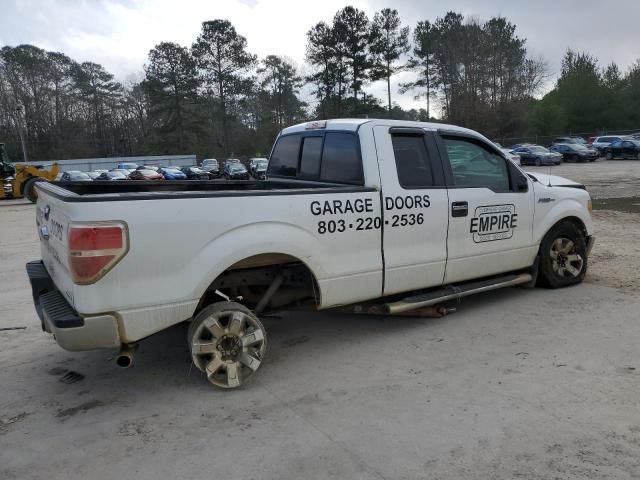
left=188, top=302, right=267, bottom=389
left=549, top=237, right=584, bottom=278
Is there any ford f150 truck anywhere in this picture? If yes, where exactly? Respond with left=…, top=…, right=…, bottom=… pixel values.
left=27, top=119, right=595, bottom=388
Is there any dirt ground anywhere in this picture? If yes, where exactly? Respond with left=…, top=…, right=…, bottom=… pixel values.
left=1, top=161, right=640, bottom=479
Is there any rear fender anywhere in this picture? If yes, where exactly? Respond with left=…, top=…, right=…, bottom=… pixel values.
left=189, top=221, right=328, bottom=305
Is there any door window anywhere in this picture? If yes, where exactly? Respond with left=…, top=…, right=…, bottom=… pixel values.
left=443, top=136, right=510, bottom=191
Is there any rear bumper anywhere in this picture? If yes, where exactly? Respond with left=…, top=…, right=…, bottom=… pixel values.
left=26, top=260, right=120, bottom=351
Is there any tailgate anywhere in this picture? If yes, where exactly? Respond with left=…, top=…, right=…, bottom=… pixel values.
left=35, top=186, right=76, bottom=307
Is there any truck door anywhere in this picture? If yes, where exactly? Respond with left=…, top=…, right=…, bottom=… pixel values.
left=437, top=132, right=536, bottom=284
left=373, top=126, right=449, bottom=296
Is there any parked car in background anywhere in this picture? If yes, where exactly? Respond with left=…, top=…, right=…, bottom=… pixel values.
left=180, top=166, right=210, bottom=180
left=129, top=169, right=164, bottom=180
left=96, top=171, right=128, bottom=181
left=591, top=136, right=623, bottom=154
left=549, top=143, right=598, bottom=162
left=511, top=145, right=562, bottom=166
left=552, top=137, right=599, bottom=156
left=159, top=167, right=188, bottom=180
left=85, top=171, right=101, bottom=180
left=60, top=171, right=92, bottom=181
left=200, top=159, right=220, bottom=178
left=500, top=148, right=521, bottom=165
left=223, top=162, right=249, bottom=180
left=249, top=158, right=268, bottom=179
left=117, top=162, right=138, bottom=170
left=603, top=139, right=640, bottom=160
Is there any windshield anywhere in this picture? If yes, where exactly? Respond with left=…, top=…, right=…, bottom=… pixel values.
left=202, top=160, right=217, bottom=166
left=231, top=165, right=245, bottom=172
left=107, top=172, right=125, bottom=178
left=572, top=144, right=589, bottom=151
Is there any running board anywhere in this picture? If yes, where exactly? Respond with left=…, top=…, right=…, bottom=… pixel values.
left=383, top=273, right=533, bottom=314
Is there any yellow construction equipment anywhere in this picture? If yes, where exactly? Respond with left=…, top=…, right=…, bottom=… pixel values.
left=1, top=143, right=59, bottom=203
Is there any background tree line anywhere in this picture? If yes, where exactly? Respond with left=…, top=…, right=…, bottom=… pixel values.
left=1, top=7, right=639, bottom=162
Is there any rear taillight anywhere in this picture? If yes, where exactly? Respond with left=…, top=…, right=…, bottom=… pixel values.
left=68, top=222, right=128, bottom=284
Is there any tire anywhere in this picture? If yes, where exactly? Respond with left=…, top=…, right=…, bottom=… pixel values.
left=605, top=151, right=613, bottom=160
left=535, top=157, right=541, bottom=166
left=571, top=154, right=579, bottom=163
left=538, top=220, right=588, bottom=288
left=23, top=177, right=46, bottom=203
left=188, top=301, right=267, bottom=389
left=636, top=153, right=640, bottom=160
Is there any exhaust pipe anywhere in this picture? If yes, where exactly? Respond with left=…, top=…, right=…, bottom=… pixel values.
left=115, top=344, right=137, bottom=368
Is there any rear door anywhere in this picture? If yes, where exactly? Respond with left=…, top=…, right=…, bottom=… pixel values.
left=437, top=132, right=536, bottom=284
left=373, top=126, right=449, bottom=295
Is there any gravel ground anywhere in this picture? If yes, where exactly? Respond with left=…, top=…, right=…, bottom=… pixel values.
left=1, top=161, right=639, bottom=480
left=524, top=158, right=640, bottom=199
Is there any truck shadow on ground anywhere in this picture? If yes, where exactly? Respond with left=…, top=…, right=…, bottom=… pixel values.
left=47, top=285, right=535, bottom=399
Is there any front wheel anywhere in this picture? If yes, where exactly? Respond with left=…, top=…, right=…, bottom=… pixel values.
left=538, top=221, right=587, bottom=288
left=605, top=151, right=613, bottom=160
left=535, top=157, right=542, bottom=166
left=188, top=302, right=267, bottom=389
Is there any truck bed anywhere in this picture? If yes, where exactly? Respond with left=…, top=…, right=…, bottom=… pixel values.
left=44, top=179, right=373, bottom=202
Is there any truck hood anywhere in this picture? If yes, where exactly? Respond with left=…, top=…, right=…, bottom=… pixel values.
left=525, top=172, right=584, bottom=188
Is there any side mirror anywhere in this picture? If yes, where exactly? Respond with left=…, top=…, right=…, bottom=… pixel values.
left=517, top=174, right=529, bottom=192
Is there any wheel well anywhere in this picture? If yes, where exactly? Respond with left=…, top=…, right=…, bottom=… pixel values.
left=559, top=216, right=588, bottom=239
left=195, top=253, right=321, bottom=315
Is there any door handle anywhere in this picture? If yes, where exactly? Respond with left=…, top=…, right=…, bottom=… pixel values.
left=451, top=201, right=468, bottom=217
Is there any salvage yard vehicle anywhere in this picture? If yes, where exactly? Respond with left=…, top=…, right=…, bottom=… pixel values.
left=180, top=166, right=210, bottom=180
left=603, top=139, right=640, bottom=160
left=158, top=167, right=188, bottom=180
left=26, top=119, right=595, bottom=389
left=591, top=136, right=623, bottom=154
left=128, top=169, right=164, bottom=180
left=200, top=158, right=221, bottom=178
left=549, top=143, right=598, bottom=162
left=249, top=157, right=268, bottom=179
left=511, top=145, right=562, bottom=166
left=224, top=162, right=250, bottom=180
left=1, top=143, right=59, bottom=202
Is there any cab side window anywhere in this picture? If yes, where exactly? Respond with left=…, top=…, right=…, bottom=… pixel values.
left=268, top=131, right=363, bottom=184
left=443, top=136, right=510, bottom=192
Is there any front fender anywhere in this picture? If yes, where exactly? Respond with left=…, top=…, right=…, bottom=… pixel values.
left=534, top=196, right=593, bottom=244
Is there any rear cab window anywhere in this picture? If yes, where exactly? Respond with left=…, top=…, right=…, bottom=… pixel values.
left=268, top=131, right=363, bottom=185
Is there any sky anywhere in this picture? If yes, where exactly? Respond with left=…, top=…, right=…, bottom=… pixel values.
left=1, top=0, right=639, bottom=113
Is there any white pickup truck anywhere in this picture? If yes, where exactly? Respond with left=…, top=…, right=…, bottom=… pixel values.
left=27, top=119, right=595, bottom=388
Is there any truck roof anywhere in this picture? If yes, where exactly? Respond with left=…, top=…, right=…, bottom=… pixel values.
left=281, top=118, right=486, bottom=140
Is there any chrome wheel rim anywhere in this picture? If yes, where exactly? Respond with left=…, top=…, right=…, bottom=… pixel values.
left=191, top=309, right=266, bottom=388
left=550, top=237, right=584, bottom=278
